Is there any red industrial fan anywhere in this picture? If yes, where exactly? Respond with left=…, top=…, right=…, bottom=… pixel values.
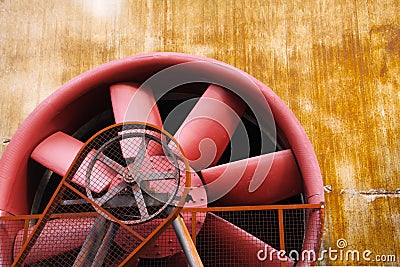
left=0, top=53, right=324, bottom=266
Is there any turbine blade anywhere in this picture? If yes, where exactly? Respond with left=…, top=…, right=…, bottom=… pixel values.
left=174, top=84, right=246, bottom=170
left=31, top=132, right=117, bottom=193
left=110, top=82, right=162, bottom=126
left=200, top=213, right=294, bottom=266
left=200, top=150, right=302, bottom=205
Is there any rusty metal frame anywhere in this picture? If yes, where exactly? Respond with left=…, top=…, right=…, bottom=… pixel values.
left=1, top=203, right=324, bottom=266
left=0, top=121, right=323, bottom=266
left=4, top=122, right=191, bottom=267
left=182, top=203, right=325, bottom=267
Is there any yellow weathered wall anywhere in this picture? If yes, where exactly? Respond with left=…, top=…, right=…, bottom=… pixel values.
left=0, top=0, right=399, bottom=265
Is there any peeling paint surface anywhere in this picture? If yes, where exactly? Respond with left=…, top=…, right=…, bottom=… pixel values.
left=0, top=0, right=399, bottom=265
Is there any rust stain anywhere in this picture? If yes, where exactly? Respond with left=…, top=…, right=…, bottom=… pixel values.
left=0, top=0, right=399, bottom=265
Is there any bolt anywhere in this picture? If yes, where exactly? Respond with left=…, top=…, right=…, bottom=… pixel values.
left=2, top=138, right=10, bottom=144
left=324, top=185, right=332, bottom=193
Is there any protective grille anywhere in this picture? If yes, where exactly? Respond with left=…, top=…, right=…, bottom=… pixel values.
left=6, top=123, right=189, bottom=267
left=188, top=205, right=324, bottom=267
left=0, top=124, right=323, bottom=267
left=1, top=204, right=323, bottom=266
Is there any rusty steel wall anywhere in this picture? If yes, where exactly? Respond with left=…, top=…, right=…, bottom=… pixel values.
left=0, top=0, right=399, bottom=266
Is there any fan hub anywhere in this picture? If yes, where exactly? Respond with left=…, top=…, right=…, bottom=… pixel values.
left=123, top=171, right=136, bottom=184
left=83, top=123, right=186, bottom=225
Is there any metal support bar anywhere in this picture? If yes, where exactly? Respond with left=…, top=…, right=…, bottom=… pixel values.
left=172, top=215, right=203, bottom=267
left=73, top=216, right=110, bottom=267
left=278, top=209, right=286, bottom=267
left=91, top=222, right=119, bottom=267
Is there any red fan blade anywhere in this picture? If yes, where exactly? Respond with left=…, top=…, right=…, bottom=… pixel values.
left=110, top=83, right=163, bottom=157
left=110, top=82, right=162, bottom=126
left=13, top=218, right=95, bottom=265
left=31, top=132, right=114, bottom=193
left=174, top=84, right=246, bottom=170
left=200, top=149, right=302, bottom=205
left=0, top=211, right=22, bottom=266
left=31, top=132, right=83, bottom=177
left=165, top=251, right=189, bottom=266
left=201, top=213, right=294, bottom=266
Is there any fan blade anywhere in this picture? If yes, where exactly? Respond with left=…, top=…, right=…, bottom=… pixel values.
left=200, top=150, right=302, bottom=205
left=31, top=132, right=115, bottom=193
left=110, top=83, right=163, bottom=157
left=0, top=211, right=22, bottom=266
left=31, top=132, right=83, bottom=177
left=110, top=82, right=162, bottom=126
left=165, top=251, right=189, bottom=266
left=13, top=217, right=95, bottom=265
left=201, top=213, right=294, bottom=266
left=174, top=84, right=246, bottom=170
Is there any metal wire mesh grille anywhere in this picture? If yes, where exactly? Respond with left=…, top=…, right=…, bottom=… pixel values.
left=75, top=124, right=186, bottom=225
left=195, top=210, right=281, bottom=266
left=1, top=204, right=323, bottom=266
left=0, top=123, right=321, bottom=267
left=192, top=206, right=323, bottom=267
left=4, top=123, right=188, bottom=267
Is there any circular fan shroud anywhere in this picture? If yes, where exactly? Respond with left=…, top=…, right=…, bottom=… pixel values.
left=0, top=52, right=324, bottom=266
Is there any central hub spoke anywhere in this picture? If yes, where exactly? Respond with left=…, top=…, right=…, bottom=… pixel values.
left=84, top=123, right=186, bottom=225
left=123, top=171, right=136, bottom=184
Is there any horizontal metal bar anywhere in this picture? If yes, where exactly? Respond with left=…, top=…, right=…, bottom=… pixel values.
left=0, top=204, right=323, bottom=221
left=0, top=212, right=99, bottom=221
left=0, top=214, right=40, bottom=221
left=181, top=203, right=324, bottom=213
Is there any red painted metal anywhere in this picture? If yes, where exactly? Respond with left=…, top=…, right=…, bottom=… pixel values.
left=13, top=217, right=95, bottom=264
left=0, top=211, right=22, bottom=267
left=110, top=82, right=163, bottom=158
left=10, top=171, right=205, bottom=264
left=0, top=52, right=324, bottom=214
left=110, top=82, right=162, bottom=126
left=200, top=213, right=294, bottom=266
left=164, top=251, right=190, bottom=267
left=120, top=171, right=207, bottom=259
left=31, top=132, right=114, bottom=193
left=174, top=84, right=246, bottom=170
left=0, top=52, right=324, bottom=265
left=31, top=132, right=83, bottom=177
left=200, top=149, right=303, bottom=206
